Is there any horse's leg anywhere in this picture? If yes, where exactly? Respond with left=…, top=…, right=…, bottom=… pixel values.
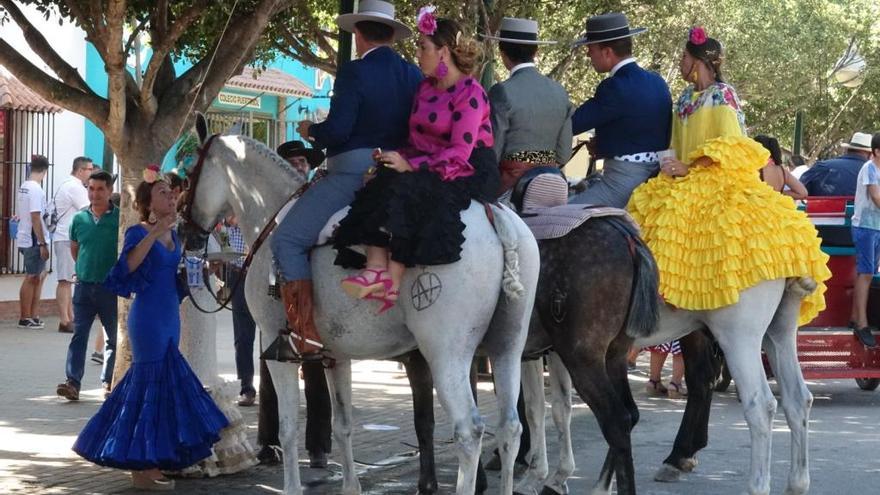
left=542, top=352, right=575, bottom=495
left=655, top=329, right=718, bottom=482
left=265, top=359, right=303, bottom=495
left=324, top=359, right=361, bottom=495
left=592, top=335, right=637, bottom=495
left=402, top=351, right=438, bottom=495
left=763, top=285, right=812, bottom=495
left=487, top=351, right=524, bottom=495
left=555, top=351, right=636, bottom=495
left=513, top=358, right=548, bottom=495
left=709, top=305, right=778, bottom=495
left=423, top=352, right=485, bottom=495
left=470, top=360, right=488, bottom=494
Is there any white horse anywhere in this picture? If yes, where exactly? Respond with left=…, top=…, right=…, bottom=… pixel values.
left=516, top=277, right=816, bottom=495
left=179, top=115, right=540, bottom=495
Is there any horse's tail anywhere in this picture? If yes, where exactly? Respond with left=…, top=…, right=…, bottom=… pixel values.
left=489, top=204, right=526, bottom=300
left=602, top=216, right=661, bottom=339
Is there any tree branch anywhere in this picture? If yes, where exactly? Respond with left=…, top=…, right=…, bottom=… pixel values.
left=103, top=0, right=129, bottom=142
left=124, top=16, right=149, bottom=55
left=140, top=0, right=208, bottom=117
left=0, top=39, right=109, bottom=125
left=0, top=0, right=94, bottom=95
left=155, top=0, right=292, bottom=145
left=277, top=26, right=337, bottom=74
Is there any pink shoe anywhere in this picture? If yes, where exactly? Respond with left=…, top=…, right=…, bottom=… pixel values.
left=366, top=288, right=399, bottom=315
left=341, top=268, right=391, bottom=299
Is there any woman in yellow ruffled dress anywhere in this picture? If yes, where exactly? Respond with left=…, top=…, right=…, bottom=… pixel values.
left=627, top=27, right=830, bottom=325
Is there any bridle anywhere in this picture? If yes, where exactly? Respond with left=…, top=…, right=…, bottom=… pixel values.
left=179, top=133, right=310, bottom=313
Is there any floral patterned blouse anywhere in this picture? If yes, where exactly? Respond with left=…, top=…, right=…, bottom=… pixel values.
left=399, top=77, right=494, bottom=181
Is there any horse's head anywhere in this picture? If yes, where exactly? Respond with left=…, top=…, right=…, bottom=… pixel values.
left=178, top=113, right=233, bottom=251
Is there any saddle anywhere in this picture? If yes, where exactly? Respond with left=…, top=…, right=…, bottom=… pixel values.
left=510, top=166, right=638, bottom=240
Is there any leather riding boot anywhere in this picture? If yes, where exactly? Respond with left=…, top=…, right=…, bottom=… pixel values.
left=280, top=280, right=326, bottom=361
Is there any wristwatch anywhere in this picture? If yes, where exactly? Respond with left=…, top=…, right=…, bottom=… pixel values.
left=38, top=242, right=47, bottom=247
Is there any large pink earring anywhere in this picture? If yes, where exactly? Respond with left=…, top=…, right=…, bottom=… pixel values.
left=436, top=60, right=448, bottom=78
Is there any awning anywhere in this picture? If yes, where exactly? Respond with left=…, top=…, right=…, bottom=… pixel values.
left=0, top=67, right=63, bottom=113
left=226, top=67, right=314, bottom=98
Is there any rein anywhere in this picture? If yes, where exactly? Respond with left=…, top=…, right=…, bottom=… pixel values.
left=181, top=133, right=311, bottom=314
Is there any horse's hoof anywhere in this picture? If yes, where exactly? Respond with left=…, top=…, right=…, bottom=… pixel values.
left=679, top=457, right=698, bottom=472
left=654, top=463, right=683, bottom=482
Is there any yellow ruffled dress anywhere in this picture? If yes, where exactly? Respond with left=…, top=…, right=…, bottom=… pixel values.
left=628, top=82, right=830, bottom=325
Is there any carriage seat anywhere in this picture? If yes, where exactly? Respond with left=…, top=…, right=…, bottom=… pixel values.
left=511, top=167, right=638, bottom=241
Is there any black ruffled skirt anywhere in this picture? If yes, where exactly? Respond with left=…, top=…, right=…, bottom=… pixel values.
left=334, top=147, right=499, bottom=268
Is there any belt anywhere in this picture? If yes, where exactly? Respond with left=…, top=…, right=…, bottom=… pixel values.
left=611, top=151, right=659, bottom=163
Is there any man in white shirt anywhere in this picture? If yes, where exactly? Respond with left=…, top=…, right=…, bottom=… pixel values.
left=53, top=157, right=93, bottom=333
left=16, top=155, right=51, bottom=329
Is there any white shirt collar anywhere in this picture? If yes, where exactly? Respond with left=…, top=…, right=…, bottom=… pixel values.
left=360, top=46, right=382, bottom=59
left=610, top=57, right=636, bottom=76
left=509, top=62, right=536, bottom=77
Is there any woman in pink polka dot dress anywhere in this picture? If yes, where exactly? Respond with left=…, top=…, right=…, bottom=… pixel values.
left=334, top=15, right=500, bottom=313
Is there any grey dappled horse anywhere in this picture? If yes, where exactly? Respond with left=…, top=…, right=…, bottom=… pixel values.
left=179, top=115, right=540, bottom=495
left=517, top=275, right=816, bottom=495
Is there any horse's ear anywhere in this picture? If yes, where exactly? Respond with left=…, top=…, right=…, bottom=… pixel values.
left=195, top=112, right=209, bottom=144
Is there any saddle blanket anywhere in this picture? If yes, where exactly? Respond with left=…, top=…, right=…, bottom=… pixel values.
left=520, top=204, right=639, bottom=241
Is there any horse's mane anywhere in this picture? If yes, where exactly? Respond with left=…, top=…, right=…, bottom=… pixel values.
left=229, top=134, right=305, bottom=183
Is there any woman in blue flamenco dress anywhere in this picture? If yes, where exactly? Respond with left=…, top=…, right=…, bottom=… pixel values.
left=73, top=176, right=228, bottom=491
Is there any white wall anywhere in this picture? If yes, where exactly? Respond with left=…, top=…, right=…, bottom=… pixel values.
left=2, top=6, right=88, bottom=302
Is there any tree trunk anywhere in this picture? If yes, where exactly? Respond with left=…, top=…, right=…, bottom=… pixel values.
left=110, top=144, right=169, bottom=388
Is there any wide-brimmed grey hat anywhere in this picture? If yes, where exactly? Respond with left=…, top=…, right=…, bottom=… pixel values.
left=574, top=12, right=646, bottom=46
left=336, top=0, right=412, bottom=41
left=484, top=17, right=557, bottom=45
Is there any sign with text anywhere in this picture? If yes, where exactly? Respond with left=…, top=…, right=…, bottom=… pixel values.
left=217, top=92, right=261, bottom=109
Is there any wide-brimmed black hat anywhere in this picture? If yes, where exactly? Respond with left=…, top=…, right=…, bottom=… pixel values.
left=574, top=13, right=646, bottom=46
left=277, top=140, right=325, bottom=168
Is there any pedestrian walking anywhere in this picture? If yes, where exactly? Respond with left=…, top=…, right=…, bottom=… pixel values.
left=56, top=170, right=119, bottom=401
left=53, top=156, right=94, bottom=333
left=16, top=155, right=51, bottom=329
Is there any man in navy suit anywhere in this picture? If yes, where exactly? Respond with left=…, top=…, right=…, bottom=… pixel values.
left=270, top=0, right=422, bottom=361
left=569, top=13, right=672, bottom=208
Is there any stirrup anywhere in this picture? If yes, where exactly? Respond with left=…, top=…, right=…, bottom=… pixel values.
left=259, top=329, right=303, bottom=363
left=341, top=268, right=392, bottom=299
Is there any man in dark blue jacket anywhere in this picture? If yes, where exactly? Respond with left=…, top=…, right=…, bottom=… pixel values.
left=568, top=13, right=672, bottom=208
left=800, top=132, right=873, bottom=196
left=270, top=0, right=422, bottom=360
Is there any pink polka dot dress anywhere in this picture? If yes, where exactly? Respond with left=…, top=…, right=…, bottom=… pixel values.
left=333, top=76, right=501, bottom=267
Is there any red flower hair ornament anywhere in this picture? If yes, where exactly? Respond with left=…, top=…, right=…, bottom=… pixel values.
left=142, top=164, right=161, bottom=183
left=689, top=26, right=707, bottom=45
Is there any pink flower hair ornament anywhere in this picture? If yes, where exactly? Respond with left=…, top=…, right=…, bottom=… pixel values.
left=142, top=164, right=161, bottom=184
left=689, top=26, right=707, bottom=45
left=417, top=5, right=437, bottom=36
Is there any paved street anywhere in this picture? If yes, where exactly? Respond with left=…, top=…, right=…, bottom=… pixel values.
left=1, top=311, right=878, bottom=494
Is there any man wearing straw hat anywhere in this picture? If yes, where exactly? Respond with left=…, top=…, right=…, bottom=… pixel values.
left=800, top=131, right=875, bottom=196
left=568, top=12, right=672, bottom=208
left=271, top=0, right=422, bottom=361
left=485, top=17, right=574, bottom=196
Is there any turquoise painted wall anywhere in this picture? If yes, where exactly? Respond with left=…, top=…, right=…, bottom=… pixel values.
left=82, top=45, right=332, bottom=171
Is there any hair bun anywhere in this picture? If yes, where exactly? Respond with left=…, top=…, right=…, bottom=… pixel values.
left=451, top=35, right=481, bottom=75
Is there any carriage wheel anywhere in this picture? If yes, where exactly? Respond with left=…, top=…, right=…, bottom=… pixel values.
left=855, top=378, right=880, bottom=391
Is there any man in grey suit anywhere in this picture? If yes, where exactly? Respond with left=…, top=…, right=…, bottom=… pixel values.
left=487, top=17, right=573, bottom=196
left=483, top=17, right=572, bottom=471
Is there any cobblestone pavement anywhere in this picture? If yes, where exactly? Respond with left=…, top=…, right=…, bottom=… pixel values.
left=1, top=313, right=878, bottom=494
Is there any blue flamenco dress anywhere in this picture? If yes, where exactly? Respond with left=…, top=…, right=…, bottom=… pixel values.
left=72, top=224, right=229, bottom=470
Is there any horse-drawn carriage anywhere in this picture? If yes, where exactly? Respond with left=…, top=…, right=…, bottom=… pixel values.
left=797, top=196, right=880, bottom=391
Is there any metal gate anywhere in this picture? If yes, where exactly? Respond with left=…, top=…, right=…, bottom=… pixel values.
left=1, top=109, right=56, bottom=274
